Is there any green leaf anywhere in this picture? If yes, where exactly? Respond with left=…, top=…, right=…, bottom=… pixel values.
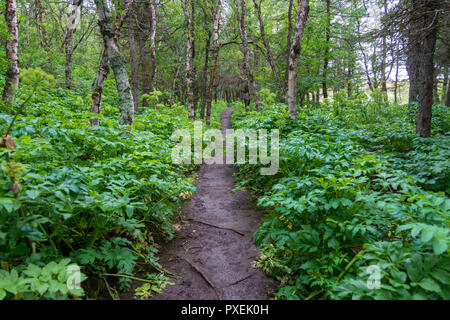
left=0, top=198, right=20, bottom=213
left=432, top=239, right=447, bottom=255
left=418, top=278, right=441, bottom=294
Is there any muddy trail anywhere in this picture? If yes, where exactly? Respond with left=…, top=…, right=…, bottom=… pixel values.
left=133, top=108, right=276, bottom=300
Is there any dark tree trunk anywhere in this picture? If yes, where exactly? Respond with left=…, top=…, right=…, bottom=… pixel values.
left=380, top=0, right=388, bottom=93
left=287, top=0, right=310, bottom=119
left=394, top=43, right=400, bottom=103
left=407, top=43, right=421, bottom=104
left=91, top=47, right=110, bottom=126
left=347, top=67, right=353, bottom=98
left=322, top=0, right=330, bottom=99
left=200, top=31, right=211, bottom=120
left=433, top=67, right=440, bottom=104
left=416, top=3, right=439, bottom=138
left=446, top=79, right=450, bottom=108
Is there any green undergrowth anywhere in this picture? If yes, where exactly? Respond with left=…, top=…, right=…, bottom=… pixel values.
left=232, top=94, right=449, bottom=300
left=0, top=69, right=226, bottom=299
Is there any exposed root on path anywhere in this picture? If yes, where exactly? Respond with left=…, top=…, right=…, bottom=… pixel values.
left=187, top=218, right=246, bottom=236
left=222, top=272, right=257, bottom=289
left=177, top=255, right=223, bottom=300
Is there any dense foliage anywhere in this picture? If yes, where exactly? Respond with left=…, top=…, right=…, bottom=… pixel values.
left=0, top=67, right=228, bottom=299
left=0, top=0, right=448, bottom=302
left=232, top=96, right=449, bottom=300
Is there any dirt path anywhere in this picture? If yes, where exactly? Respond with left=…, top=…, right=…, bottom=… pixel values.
left=145, top=108, right=276, bottom=300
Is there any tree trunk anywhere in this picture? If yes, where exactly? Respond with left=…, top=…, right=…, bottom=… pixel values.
left=128, top=10, right=140, bottom=113
left=171, top=43, right=185, bottom=104
left=253, top=0, right=283, bottom=98
left=416, top=3, right=438, bottom=138
left=283, top=0, right=294, bottom=100
left=322, top=0, right=330, bottom=99
left=441, top=68, right=448, bottom=105
left=149, top=0, right=157, bottom=92
left=406, top=1, right=422, bottom=106
left=191, top=2, right=199, bottom=119
left=287, top=0, right=310, bottom=120
left=347, top=66, right=353, bottom=98
left=206, top=0, right=223, bottom=126
left=380, top=0, right=388, bottom=93
left=407, top=43, right=421, bottom=105
left=91, top=47, right=110, bottom=126
left=137, top=1, right=151, bottom=107
left=36, top=0, right=50, bottom=51
left=2, top=0, right=19, bottom=102
left=183, top=0, right=195, bottom=120
left=446, top=78, right=450, bottom=108
left=64, top=0, right=83, bottom=89
left=433, top=67, right=440, bottom=104
left=94, top=0, right=134, bottom=127
left=200, top=31, right=211, bottom=120
left=236, top=0, right=260, bottom=109
left=394, top=43, right=400, bottom=103
left=357, top=19, right=374, bottom=92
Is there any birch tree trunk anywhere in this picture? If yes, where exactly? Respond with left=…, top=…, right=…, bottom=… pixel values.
left=183, top=0, right=195, bottom=120
left=206, top=0, right=223, bottom=126
left=94, top=0, right=134, bottom=127
left=149, top=0, right=157, bottom=92
left=287, top=0, right=310, bottom=120
left=2, top=0, right=19, bottom=102
left=237, top=0, right=260, bottom=109
left=65, top=0, right=83, bottom=89
left=128, top=9, right=140, bottom=113
left=283, top=0, right=294, bottom=101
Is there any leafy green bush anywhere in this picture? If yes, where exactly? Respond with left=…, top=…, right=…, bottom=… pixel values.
left=0, top=88, right=200, bottom=299
left=233, top=103, right=449, bottom=300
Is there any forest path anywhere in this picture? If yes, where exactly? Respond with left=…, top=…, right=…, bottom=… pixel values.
left=145, top=108, right=276, bottom=300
